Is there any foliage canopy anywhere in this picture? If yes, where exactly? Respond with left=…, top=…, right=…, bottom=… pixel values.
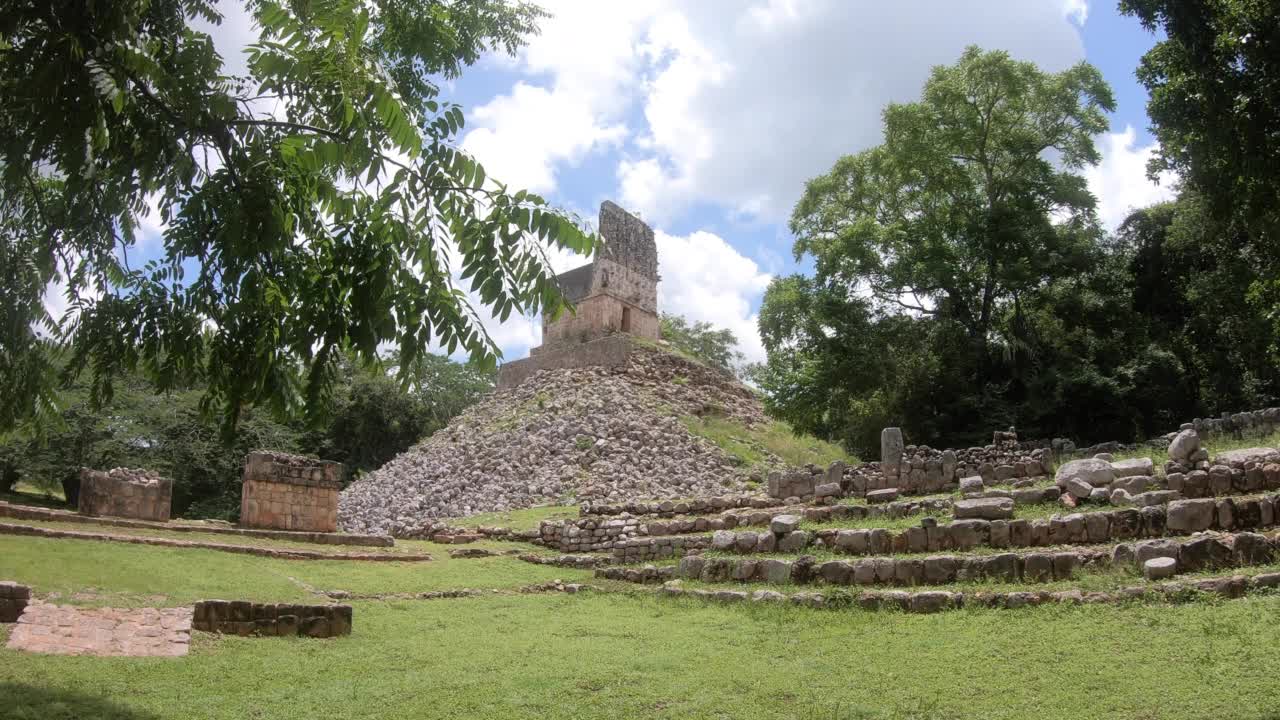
left=0, top=0, right=590, bottom=434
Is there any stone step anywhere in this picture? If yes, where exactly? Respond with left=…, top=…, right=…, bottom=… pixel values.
left=654, top=570, right=1276, bottom=613
left=600, top=531, right=1278, bottom=590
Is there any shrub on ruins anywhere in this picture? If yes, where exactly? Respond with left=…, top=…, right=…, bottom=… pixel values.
left=659, top=313, right=745, bottom=376
left=0, top=0, right=591, bottom=437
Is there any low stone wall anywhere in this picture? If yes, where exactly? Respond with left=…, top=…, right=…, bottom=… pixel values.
left=700, top=493, right=1280, bottom=558
left=0, top=581, right=30, bottom=622
left=661, top=531, right=1275, bottom=588
left=582, top=494, right=782, bottom=517
left=874, top=427, right=1054, bottom=495
left=192, top=600, right=352, bottom=638
left=78, top=468, right=172, bottom=522
left=0, top=522, right=431, bottom=562
left=611, top=535, right=713, bottom=563
left=656, top=571, right=1276, bottom=613
left=517, top=553, right=607, bottom=569
left=1185, top=408, right=1280, bottom=442
left=0, top=502, right=392, bottom=547
left=241, top=451, right=342, bottom=532
left=497, top=334, right=633, bottom=390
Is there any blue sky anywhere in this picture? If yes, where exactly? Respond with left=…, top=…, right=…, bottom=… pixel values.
left=435, top=0, right=1175, bottom=364
left=111, top=1, right=1177, bottom=367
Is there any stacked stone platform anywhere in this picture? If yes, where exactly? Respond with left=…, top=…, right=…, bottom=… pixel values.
left=192, top=600, right=352, bottom=638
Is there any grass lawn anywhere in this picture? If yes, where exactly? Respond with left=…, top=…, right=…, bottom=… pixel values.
left=2, top=534, right=1280, bottom=719
left=682, top=415, right=855, bottom=471
left=444, top=504, right=579, bottom=531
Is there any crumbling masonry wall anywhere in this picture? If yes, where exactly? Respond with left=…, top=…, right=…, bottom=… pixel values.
left=78, top=468, right=173, bottom=522
left=240, top=451, right=343, bottom=533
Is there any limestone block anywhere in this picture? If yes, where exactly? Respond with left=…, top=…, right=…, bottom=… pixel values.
left=866, top=488, right=899, bottom=504
left=1168, top=429, right=1200, bottom=462
left=1166, top=499, right=1216, bottom=533
left=954, top=497, right=1013, bottom=520
left=768, top=512, right=798, bottom=535
left=1143, top=557, right=1177, bottom=580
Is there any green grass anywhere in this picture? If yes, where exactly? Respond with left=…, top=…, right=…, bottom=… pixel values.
left=1, top=481, right=68, bottom=510
left=444, top=504, right=579, bottom=532
left=682, top=415, right=855, bottom=471
left=0, top=535, right=593, bottom=607
left=3, top=533, right=1280, bottom=719
left=0, top=517, right=445, bottom=556
left=1206, top=429, right=1280, bottom=457
left=1066, top=429, right=1280, bottom=473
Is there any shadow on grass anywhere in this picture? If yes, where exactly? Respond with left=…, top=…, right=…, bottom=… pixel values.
left=1, top=490, right=70, bottom=511
left=0, top=683, right=160, bottom=720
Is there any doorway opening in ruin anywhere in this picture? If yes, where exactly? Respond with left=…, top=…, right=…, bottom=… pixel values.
left=621, top=306, right=632, bottom=333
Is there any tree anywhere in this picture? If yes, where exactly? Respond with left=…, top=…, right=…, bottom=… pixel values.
left=302, top=352, right=494, bottom=479
left=790, top=46, right=1113, bottom=366
left=1120, top=0, right=1280, bottom=355
left=659, top=313, right=743, bottom=374
left=0, top=0, right=592, bottom=434
left=0, top=349, right=493, bottom=519
left=757, top=47, right=1130, bottom=454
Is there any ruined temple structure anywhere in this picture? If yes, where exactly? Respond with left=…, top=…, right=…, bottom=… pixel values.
left=497, top=201, right=661, bottom=388
left=540, top=200, right=660, bottom=349
left=240, top=451, right=343, bottom=533
left=77, top=468, right=173, bottom=522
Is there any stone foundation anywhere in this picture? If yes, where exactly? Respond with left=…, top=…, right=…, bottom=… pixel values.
left=0, top=581, right=30, bottom=623
left=78, top=468, right=172, bottom=522
left=497, top=334, right=634, bottom=389
left=240, top=451, right=342, bottom=532
left=192, top=600, right=351, bottom=638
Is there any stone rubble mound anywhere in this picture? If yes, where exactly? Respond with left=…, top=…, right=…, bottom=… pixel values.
left=93, top=467, right=169, bottom=487
left=339, top=345, right=764, bottom=537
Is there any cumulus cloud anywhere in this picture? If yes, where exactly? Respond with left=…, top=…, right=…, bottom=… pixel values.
left=656, top=230, right=772, bottom=364
left=620, top=0, right=1086, bottom=223
left=1085, top=125, right=1178, bottom=231
left=460, top=0, right=668, bottom=194
left=1063, top=0, right=1090, bottom=26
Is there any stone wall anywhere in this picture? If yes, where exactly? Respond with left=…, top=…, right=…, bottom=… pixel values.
left=192, top=600, right=351, bottom=638
left=240, top=451, right=342, bottom=533
left=871, top=427, right=1053, bottom=495
left=664, top=530, right=1275, bottom=588
left=539, top=292, right=658, bottom=350
left=497, top=334, right=634, bottom=389
left=0, top=581, right=30, bottom=622
left=78, top=468, right=173, bottom=522
left=598, top=200, right=658, bottom=280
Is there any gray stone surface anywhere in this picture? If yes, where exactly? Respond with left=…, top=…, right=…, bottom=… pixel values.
left=1166, top=499, right=1216, bottom=533
left=1111, top=457, right=1154, bottom=478
left=1056, top=459, right=1116, bottom=495
left=881, top=428, right=904, bottom=476
left=1146, top=556, right=1172, bottom=576
left=959, top=476, right=985, bottom=494
left=1168, top=429, right=1201, bottom=462
left=953, top=497, right=1014, bottom=520
left=770, top=514, right=801, bottom=535
left=866, top=488, right=899, bottom=504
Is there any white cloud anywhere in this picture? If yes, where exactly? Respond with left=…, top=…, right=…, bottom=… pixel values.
left=618, top=0, right=1087, bottom=223
left=656, top=229, right=772, bottom=364
left=460, top=0, right=669, bottom=194
left=463, top=83, right=627, bottom=193
left=1063, top=0, right=1090, bottom=26
left=1085, top=125, right=1178, bottom=231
